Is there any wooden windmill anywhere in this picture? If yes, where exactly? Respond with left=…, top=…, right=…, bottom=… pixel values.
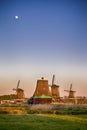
left=33, top=77, right=52, bottom=104
left=51, top=75, right=60, bottom=97
left=13, top=80, right=24, bottom=99
left=33, top=77, right=51, bottom=96
left=64, top=84, right=76, bottom=98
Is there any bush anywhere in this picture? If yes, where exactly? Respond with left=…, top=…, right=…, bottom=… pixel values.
left=0, top=110, right=8, bottom=114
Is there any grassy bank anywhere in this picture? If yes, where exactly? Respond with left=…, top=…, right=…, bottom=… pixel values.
left=0, top=114, right=87, bottom=130
left=0, top=104, right=87, bottom=115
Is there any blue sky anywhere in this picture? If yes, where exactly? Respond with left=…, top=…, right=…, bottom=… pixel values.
left=0, top=0, right=87, bottom=97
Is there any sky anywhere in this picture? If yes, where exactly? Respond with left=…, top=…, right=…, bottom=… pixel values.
left=0, top=0, right=87, bottom=97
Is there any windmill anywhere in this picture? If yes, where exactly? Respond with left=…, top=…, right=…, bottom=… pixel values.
left=13, top=80, right=20, bottom=93
left=64, top=84, right=76, bottom=98
left=13, top=80, right=24, bottom=99
left=33, top=77, right=51, bottom=96
left=33, top=77, right=52, bottom=104
left=51, top=75, right=60, bottom=97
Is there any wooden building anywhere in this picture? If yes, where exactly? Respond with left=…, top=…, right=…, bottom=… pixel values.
left=33, top=77, right=52, bottom=104
left=17, top=88, right=24, bottom=99
left=51, top=84, right=60, bottom=97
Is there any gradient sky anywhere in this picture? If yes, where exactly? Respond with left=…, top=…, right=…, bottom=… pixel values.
left=0, top=0, right=87, bottom=97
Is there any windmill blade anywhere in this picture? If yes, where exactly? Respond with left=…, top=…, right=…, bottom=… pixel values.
left=49, top=84, right=51, bottom=87
left=70, top=84, right=72, bottom=91
left=52, top=75, right=55, bottom=85
left=72, top=91, right=76, bottom=93
left=64, top=90, right=69, bottom=92
left=13, top=88, right=16, bottom=91
left=17, top=80, right=20, bottom=89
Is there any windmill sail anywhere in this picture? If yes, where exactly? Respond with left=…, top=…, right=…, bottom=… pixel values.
left=70, top=84, right=72, bottom=91
left=17, top=80, right=20, bottom=90
left=52, top=75, right=55, bottom=86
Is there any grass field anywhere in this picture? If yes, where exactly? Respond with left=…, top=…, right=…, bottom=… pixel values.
left=0, top=104, right=87, bottom=114
left=0, top=114, right=87, bottom=130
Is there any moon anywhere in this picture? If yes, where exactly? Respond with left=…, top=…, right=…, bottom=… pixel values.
left=15, top=16, right=19, bottom=19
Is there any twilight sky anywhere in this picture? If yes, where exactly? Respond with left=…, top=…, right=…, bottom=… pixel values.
left=0, top=0, right=87, bottom=97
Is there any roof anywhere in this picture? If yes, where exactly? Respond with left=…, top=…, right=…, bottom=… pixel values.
left=34, top=95, right=52, bottom=99
left=17, top=88, right=24, bottom=92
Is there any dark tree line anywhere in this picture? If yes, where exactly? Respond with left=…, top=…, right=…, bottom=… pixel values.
left=0, top=94, right=17, bottom=100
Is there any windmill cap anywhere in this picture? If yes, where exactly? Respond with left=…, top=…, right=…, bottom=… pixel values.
left=52, top=84, right=59, bottom=87
left=41, top=77, right=44, bottom=80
